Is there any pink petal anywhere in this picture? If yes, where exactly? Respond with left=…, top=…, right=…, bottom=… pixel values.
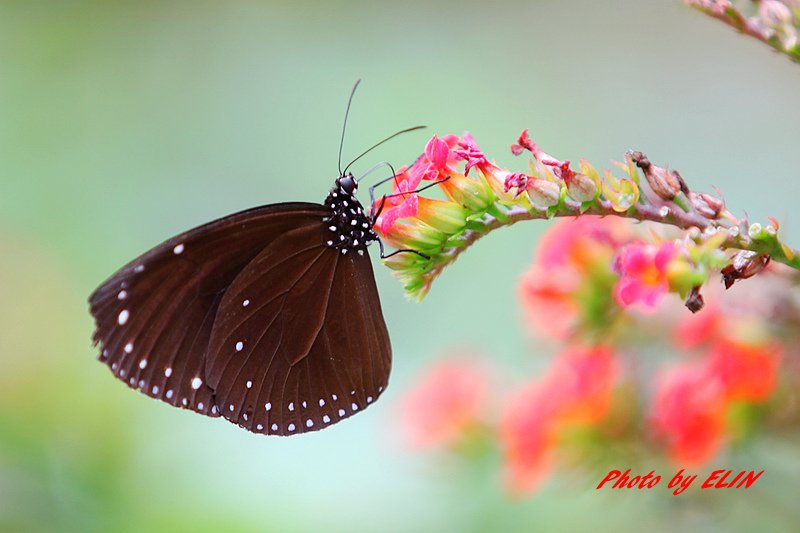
left=620, top=246, right=650, bottom=275
left=425, top=135, right=450, bottom=169
left=655, top=242, right=677, bottom=271
left=639, top=283, right=667, bottom=310
left=614, top=278, right=644, bottom=307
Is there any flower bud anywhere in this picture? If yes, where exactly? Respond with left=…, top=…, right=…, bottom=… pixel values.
left=684, top=286, right=705, bottom=314
left=440, top=173, right=494, bottom=212
left=381, top=220, right=446, bottom=253
left=759, top=0, right=794, bottom=28
left=526, top=178, right=561, bottom=210
left=721, top=251, right=771, bottom=289
left=565, top=172, right=598, bottom=202
left=630, top=151, right=687, bottom=201
left=417, top=197, right=469, bottom=234
left=690, top=191, right=725, bottom=219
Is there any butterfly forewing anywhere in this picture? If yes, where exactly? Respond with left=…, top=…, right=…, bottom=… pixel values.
left=89, top=203, right=327, bottom=417
left=206, top=223, right=391, bottom=435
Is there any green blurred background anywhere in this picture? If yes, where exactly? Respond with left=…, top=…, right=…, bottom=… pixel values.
left=1, top=1, right=799, bottom=531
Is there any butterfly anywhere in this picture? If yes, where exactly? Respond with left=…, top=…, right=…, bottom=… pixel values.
left=88, top=81, right=427, bottom=436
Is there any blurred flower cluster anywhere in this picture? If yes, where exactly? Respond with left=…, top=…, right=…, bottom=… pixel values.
left=394, top=214, right=800, bottom=496
left=686, top=0, right=800, bottom=63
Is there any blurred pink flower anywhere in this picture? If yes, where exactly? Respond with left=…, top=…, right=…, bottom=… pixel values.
left=549, top=345, right=618, bottom=426
left=500, top=382, right=558, bottom=496
left=398, top=357, right=488, bottom=449
left=651, top=362, right=726, bottom=466
left=501, top=345, right=618, bottom=495
left=674, top=304, right=723, bottom=350
left=519, top=216, right=631, bottom=340
left=613, top=241, right=679, bottom=311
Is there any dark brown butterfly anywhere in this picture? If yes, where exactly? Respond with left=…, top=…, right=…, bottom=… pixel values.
left=88, top=82, right=425, bottom=436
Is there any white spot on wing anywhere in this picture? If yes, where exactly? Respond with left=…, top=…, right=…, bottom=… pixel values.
left=243, top=299, right=250, bottom=307
left=124, top=342, right=133, bottom=353
left=338, top=408, right=345, bottom=417
left=323, top=415, right=331, bottom=424
left=138, top=359, right=147, bottom=369
left=117, top=290, right=127, bottom=300
left=288, top=402, right=294, bottom=411
left=173, top=243, right=184, bottom=254
left=265, top=402, right=272, bottom=411
left=288, top=423, right=296, bottom=432
left=117, top=309, right=129, bottom=325
left=246, top=380, right=252, bottom=389
left=235, top=341, right=244, bottom=352
left=165, top=367, right=172, bottom=377
left=319, top=399, right=325, bottom=407
left=306, top=419, right=313, bottom=428
left=191, top=377, right=202, bottom=390
left=166, top=390, right=174, bottom=399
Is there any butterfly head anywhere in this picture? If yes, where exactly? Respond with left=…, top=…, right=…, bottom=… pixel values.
left=336, top=173, right=358, bottom=195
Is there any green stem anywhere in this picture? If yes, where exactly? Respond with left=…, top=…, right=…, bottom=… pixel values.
left=425, top=199, right=799, bottom=296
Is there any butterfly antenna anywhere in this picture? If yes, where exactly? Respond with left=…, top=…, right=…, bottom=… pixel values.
left=343, top=125, right=426, bottom=176
left=338, top=79, right=362, bottom=176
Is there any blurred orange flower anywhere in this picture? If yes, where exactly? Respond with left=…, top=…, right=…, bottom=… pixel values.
left=709, top=339, right=782, bottom=403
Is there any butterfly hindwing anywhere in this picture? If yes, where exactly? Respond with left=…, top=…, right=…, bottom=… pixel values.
left=205, top=222, right=392, bottom=435
left=88, top=203, right=328, bottom=417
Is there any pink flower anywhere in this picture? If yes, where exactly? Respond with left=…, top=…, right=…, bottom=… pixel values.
left=453, top=133, right=492, bottom=176
left=519, top=216, right=631, bottom=340
left=708, top=339, right=781, bottom=403
left=651, top=362, right=726, bottom=466
left=398, top=357, right=488, bottom=449
left=613, top=241, right=679, bottom=311
left=373, top=167, right=419, bottom=234
left=413, top=134, right=460, bottom=182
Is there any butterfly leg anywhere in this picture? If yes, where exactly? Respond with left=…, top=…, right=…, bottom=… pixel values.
left=376, top=238, right=430, bottom=260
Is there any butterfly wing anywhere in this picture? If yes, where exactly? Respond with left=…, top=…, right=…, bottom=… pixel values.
left=88, top=203, right=328, bottom=418
left=205, top=222, right=392, bottom=435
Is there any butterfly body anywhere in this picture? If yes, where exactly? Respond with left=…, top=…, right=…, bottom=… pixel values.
left=89, top=175, right=391, bottom=436
left=323, top=173, right=379, bottom=256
